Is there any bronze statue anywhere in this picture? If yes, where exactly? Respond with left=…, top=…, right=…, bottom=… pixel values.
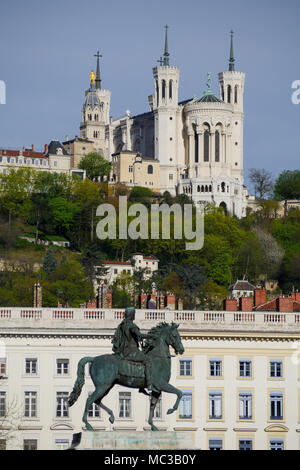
left=68, top=307, right=184, bottom=431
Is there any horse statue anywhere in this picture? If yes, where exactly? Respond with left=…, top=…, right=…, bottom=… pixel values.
left=67, top=321, right=185, bottom=431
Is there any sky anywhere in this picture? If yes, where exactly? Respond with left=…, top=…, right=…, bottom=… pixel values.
left=0, top=0, right=299, bottom=190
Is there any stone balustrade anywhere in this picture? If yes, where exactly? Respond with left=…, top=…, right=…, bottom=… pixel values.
left=0, top=307, right=300, bottom=333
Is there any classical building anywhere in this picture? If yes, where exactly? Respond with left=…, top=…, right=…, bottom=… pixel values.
left=101, top=28, right=247, bottom=217
left=111, top=151, right=160, bottom=191
left=1, top=306, right=300, bottom=450
left=0, top=142, right=85, bottom=179
left=94, top=253, right=159, bottom=290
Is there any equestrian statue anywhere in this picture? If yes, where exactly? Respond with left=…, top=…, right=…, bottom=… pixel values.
left=67, top=307, right=185, bottom=431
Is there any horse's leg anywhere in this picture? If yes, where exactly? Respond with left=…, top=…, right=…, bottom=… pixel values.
left=148, top=391, right=160, bottom=431
left=82, top=384, right=112, bottom=430
left=95, top=397, right=115, bottom=424
left=158, top=382, right=182, bottom=415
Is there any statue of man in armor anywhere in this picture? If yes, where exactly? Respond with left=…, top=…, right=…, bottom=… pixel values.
left=112, top=307, right=154, bottom=392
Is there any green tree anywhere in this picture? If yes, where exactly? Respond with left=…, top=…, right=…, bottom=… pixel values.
left=42, top=247, right=58, bottom=276
left=79, top=152, right=111, bottom=181
left=273, top=170, right=300, bottom=200
left=0, top=168, right=33, bottom=226
left=49, top=197, right=78, bottom=232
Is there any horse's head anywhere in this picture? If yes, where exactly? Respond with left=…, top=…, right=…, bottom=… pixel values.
left=168, top=322, right=184, bottom=355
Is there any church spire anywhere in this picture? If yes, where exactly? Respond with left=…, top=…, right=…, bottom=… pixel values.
left=94, top=51, right=102, bottom=89
left=163, top=25, right=169, bottom=66
left=229, top=30, right=235, bottom=71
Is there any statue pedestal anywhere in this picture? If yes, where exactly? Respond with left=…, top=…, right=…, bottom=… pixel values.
left=70, top=430, right=197, bottom=450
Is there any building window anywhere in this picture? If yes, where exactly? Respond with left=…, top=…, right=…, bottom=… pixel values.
left=239, top=359, right=252, bottom=378
left=270, top=360, right=282, bottom=378
left=56, top=392, right=69, bottom=418
left=119, top=392, right=131, bottom=418
left=169, top=174, right=173, bottom=181
left=88, top=392, right=101, bottom=418
left=194, top=128, right=198, bottom=163
left=24, top=391, right=37, bottom=418
left=0, top=358, right=7, bottom=376
left=270, top=439, right=284, bottom=450
left=179, top=390, right=192, bottom=419
left=153, top=396, right=162, bottom=419
left=55, top=439, right=70, bottom=450
left=215, top=130, right=220, bottom=162
left=227, top=85, right=232, bottom=103
left=209, top=391, right=222, bottom=419
left=147, top=164, right=153, bottom=174
left=129, top=165, right=133, bottom=173
left=209, top=359, right=222, bottom=377
left=23, top=439, right=37, bottom=450
left=25, top=358, right=37, bottom=375
left=239, top=391, right=252, bottom=419
left=234, top=85, right=238, bottom=104
left=169, top=80, right=173, bottom=99
left=162, top=80, right=166, bottom=99
left=56, top=359, right=69, bottom=375
left=204, top=130, right=209, bottom=162
left=209, top=438, right=222, bottom=450
left=270, top=391, right=283, bottom=420
left=179, top=359, right=192, bottom=377
left=239, top=439, right=252, bottom=450
left=0, top=392, right=6, bottom=417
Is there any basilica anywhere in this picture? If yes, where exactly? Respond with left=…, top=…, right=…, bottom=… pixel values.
left=78, top=28, right=248, bottom=218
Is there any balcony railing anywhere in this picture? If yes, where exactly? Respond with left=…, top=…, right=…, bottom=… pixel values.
left=0, top=307, right=300, bottom=333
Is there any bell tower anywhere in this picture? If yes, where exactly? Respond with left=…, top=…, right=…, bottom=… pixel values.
left=151, top=26, right=180, bottom=194
left=218, top=31, right=245, bottom=181
left=80, top=51, right=111, bottom=156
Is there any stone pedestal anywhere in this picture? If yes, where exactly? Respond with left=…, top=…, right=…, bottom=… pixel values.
left=69, top=430, right=197, bottom=450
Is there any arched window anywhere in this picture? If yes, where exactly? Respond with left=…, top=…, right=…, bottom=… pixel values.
left=205, top=185, right=208, bottom=192
left=227, top=85, right=232, bottom=103
left=94, top=114, right=98, bottom=121
left=221, top=182, right=226, bottom=193
left=162, top=80, right=166, bottom=99
left=156, top=80, right=159, bottom=106
left=234, top=85, right=238, bottom=104
left=204, top=130, right=209, bottom=162
left=169, top=80, right=173, bottom=99
left=194, top=126, right=198, bottom=163
left=221, top=85, right=224, bottom=101
left=215, top=130, right=220, bottom=162
left=209, top=185, right=212, bottom=192
left=197, top=185, right=200, bottom=192
left=147, top=164, right=153, bottom=174
left=201, top=185, right=204, bottom=192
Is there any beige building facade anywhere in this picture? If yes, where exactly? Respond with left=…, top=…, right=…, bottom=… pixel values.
left=1, top=307, right=300, bottom=450
left=111, top=151, right=160, bottom=191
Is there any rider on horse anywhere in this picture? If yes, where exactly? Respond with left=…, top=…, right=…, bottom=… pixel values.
left=112, top=307, right=154, bottom=392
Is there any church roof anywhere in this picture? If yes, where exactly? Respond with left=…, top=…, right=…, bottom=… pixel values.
left=196, top=91, right=224, bottom=103
left=84, top=87, right=102, bottom=109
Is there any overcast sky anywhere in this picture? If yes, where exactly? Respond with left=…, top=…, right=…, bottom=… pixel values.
left=0, top=0, right=299, bottom=189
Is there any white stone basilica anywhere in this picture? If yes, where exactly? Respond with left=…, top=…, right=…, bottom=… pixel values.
left=80, top=29, right=248, bottom=218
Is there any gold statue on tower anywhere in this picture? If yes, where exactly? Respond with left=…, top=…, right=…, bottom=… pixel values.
left=90, top=70, right=96, bottom=85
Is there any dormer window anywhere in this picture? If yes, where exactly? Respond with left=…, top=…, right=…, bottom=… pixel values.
left=56, top=148, right=63, bottom=155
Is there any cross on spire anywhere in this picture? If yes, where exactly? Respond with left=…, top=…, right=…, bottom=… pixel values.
left=94, top=51, right=102, bottom=89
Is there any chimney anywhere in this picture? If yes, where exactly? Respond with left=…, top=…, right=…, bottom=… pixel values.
left=44, top=144, right=48, bottom=154
left=75, top=135, right=78, bottom=141
left=277, top=297, right=293, bottom=313
left=224, top=298, right=238, bottom=311
left=177, top=298, right=183, bottom=311
left=140, top=292, right=147, bottom=309
left=254, top=288, right=266, bottom=307
left=33, top=283, right=42, bottom=308
left=165, top=293, right=176, bottom=310
left=31, top=144, right=34, bottom=152
left=239, top=296, right=253, bottom=312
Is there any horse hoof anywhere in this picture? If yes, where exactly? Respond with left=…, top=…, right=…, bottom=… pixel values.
left=167, top=408, right=174, bottom=415
left=109, top=416, right=115, bottom=424
left=151, top=425, right=158, bottom=431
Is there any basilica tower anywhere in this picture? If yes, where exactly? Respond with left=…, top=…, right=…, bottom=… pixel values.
left=80, top=52, right=111, bottom=156
left=151, top=26, right=180, bottom=194
left=218, top=31, right=245, bottom=183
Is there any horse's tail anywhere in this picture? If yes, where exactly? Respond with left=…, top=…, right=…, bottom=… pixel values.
left=68, top=357, right=94, bottom=407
